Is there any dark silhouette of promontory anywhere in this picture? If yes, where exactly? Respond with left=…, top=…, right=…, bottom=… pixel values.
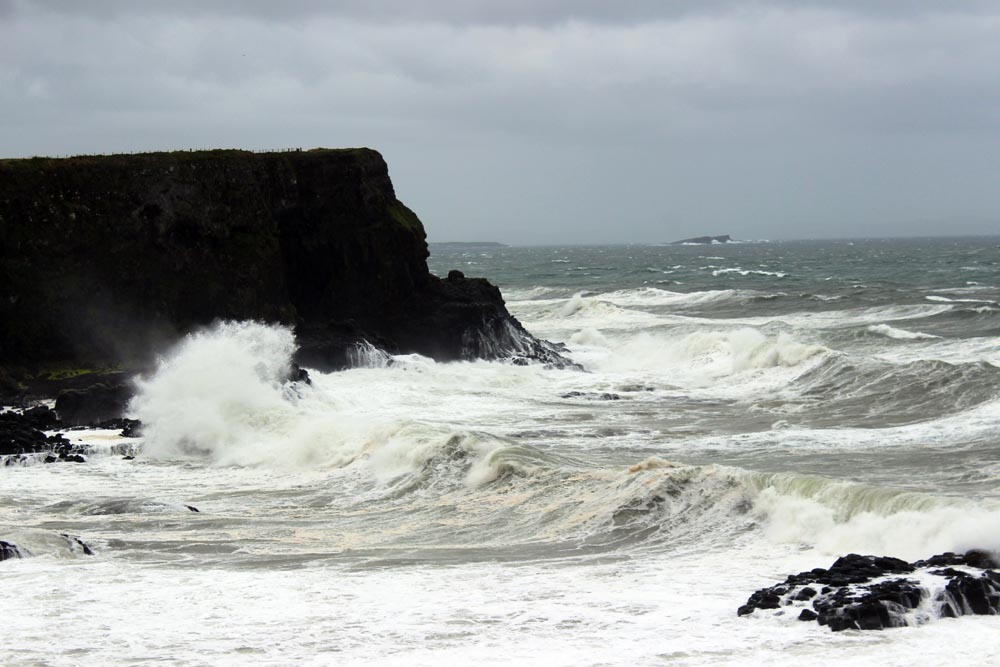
left=0, top=148, right=569, bottom=406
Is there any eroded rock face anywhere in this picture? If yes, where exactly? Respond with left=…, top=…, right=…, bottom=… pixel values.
left=738, top=551, right=1000, bottom=631
left=0, top=148, right=571, bottom=397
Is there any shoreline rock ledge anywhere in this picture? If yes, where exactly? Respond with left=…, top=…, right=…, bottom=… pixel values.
left=0, top=148, right=572, bottom=406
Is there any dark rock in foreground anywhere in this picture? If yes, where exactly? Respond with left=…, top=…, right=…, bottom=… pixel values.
left=738, top=551, right=1000, bottom=631
left=671, top=234, right=732, bottom=245
left=0, top=406, right=137, bottom=463
left=0, top=534, right=94, bottom=560
left=0, top=539, right=27, bottom=560
left=0, top=148, right=573, bottom=404
left=60, top=533, right=95, bottom=556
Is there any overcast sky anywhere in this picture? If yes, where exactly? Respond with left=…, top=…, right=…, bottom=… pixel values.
left=2, top=1, right=999, bottom=243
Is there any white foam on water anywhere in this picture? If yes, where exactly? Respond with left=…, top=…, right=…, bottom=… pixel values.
left=728, top=303, right=954, bottom=329
left=927, top=295, right=997, bottom=304
left=6, top=240, right=1000, bottom=667
left=751, top=474, right=1000, bottom=560
left=516, top=299, right=954, bottom=345
left=680, top=390, right=1000, bottom=457
left=582, top=329, right=828, bottom=395
left=873, top=335, right=1000, bottom=365
left=502, top=285, right=564, bottom=301
left=866, top=324, right=940, bottom=340
left=712, top=267, right=787, bottom=278
left=517, top=293, right=663, bottom=333
left=598, top=287, right=754, bottom=307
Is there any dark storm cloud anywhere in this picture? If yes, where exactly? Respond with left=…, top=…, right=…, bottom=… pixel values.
left=2, top=1, right=999, bottom=242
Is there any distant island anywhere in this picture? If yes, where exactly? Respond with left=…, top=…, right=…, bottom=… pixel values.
left=671, top=234, right=732, bottom=245
left=431, top=241, right=509, bottom=248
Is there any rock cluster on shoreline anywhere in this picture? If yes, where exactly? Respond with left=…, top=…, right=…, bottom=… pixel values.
left=1, top=404, right=139, bottom=464
left=738, top=551, right=1000, bottom=630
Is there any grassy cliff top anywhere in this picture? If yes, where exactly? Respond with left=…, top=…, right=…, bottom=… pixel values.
left=0, top=147, right=378, bottom=170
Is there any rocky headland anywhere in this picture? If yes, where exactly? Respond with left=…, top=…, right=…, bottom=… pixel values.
left=0, top=148, right=570, bottom=419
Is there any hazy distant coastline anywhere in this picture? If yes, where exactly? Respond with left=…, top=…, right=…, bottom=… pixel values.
left=431, top=241, right=509, bottom=248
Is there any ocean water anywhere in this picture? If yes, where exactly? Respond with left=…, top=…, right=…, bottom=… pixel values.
left=3, top=237, right=1000, bottom=666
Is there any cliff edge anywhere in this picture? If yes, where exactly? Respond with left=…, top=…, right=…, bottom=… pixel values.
left=0, top=148, right=567, bottom=398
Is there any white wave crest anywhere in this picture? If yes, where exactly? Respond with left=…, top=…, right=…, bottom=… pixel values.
left=866, top=324, right=940, bottom=340
left=599, top=287, right=750, bottom=307
left=926, top=295, right=997, bottom=305
left=711, top=267, right=787, bottom=278
left=502, top=286, right=563, bottom=301
left=752, top=473, right=1000, bottom=559
left=596, top=328, right=827, bottom=380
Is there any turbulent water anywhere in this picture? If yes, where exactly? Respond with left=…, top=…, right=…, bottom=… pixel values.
left=4, top=237, right=1000, bottom=666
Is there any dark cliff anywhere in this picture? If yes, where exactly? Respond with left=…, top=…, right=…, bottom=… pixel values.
left=0, top=148, right=566, bottom=394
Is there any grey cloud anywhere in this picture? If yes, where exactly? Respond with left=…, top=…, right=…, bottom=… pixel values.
left=13, top=0, right=1000, bottom=25
left=2, top=2, right=999, bottom=242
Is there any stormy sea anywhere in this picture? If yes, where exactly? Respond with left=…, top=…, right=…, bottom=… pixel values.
left=3, top=237, right=1000, bottom=666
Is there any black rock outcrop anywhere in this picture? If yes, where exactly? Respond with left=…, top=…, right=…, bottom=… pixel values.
left=0, top=148, right=571, bottom=403
left=1, top=408, right=94, bottom=463
left=0, top=540, right=28, bottom=560
left=738, top=551, right=1000, bottom=631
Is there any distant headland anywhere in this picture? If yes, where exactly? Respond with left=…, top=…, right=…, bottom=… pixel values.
left=431, top=241, right=509, bottom=248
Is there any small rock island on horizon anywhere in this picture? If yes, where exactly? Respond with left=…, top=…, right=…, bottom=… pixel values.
left=671, top=234, right=733, bottom=245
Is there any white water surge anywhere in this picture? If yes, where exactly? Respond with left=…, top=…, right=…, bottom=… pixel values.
left=5, top=239, right=1000, bottom=666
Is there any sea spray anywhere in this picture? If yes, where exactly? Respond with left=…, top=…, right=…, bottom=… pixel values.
left=126, top=321, right=390, bottom=468
left=129, top=321, right=303, bottom=463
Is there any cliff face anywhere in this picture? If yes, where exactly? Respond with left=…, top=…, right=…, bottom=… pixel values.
left=0, top=148, right=563, bottom=386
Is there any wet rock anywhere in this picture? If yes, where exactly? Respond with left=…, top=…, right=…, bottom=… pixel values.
left=92, top=417, right=143, bottom=438
left=739, top=550, right=1000, bottom=631
left=0, top=540, right=29, bottom=561
left=798, top=609, right=818, bottom=622
left=55, top=383, right=132, bottom=426
left=21, top=405, right=60, bottom=430
left=0, top=366, right=19, bottom=398
left=560, top=391, right=621, bottom=401
left=0, top=410, right=90, bottom=461
left=60, top=534, right=94, bottom=556
left=287, top=362, right=311, bottom=386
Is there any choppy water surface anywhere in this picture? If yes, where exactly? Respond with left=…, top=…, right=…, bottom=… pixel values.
left=3, top=237, right=1000, bottom=666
